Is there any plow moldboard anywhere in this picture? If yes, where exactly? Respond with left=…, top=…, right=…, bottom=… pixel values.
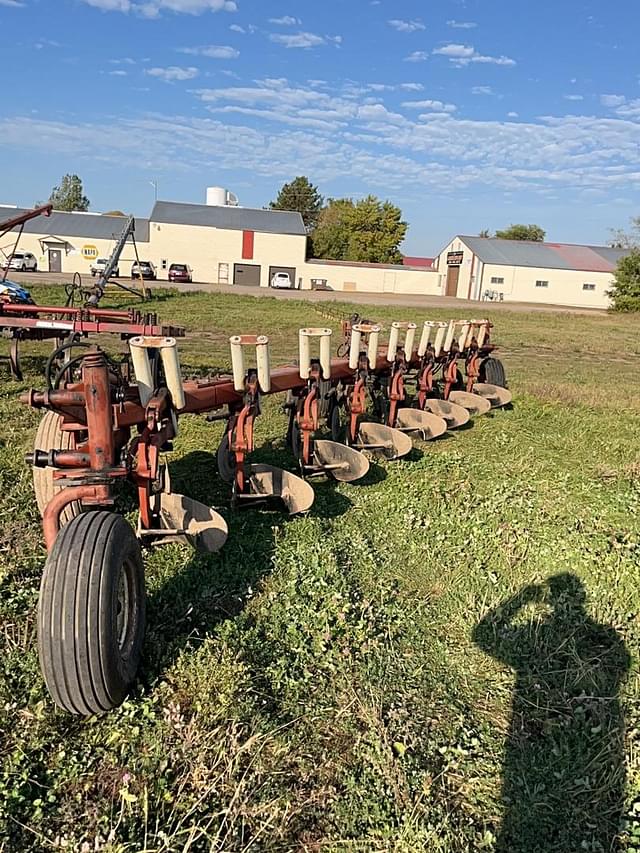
left=449, top=391, right=492, bottom=416
left=421, top=399, right=470, bottom=429
left=357, top=422, right=413, bottom=460
left=395, top=409, right=448, bottom=439
left=158, top=492, right=229, bottom=552
left=313, top=440, right=370, bottom=482
left=247, top=464, right=315, bottom=515
left=473, top=382, right=513, bottom=408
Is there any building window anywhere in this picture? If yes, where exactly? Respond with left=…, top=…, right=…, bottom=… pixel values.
left=161, top=258, right=168, bottom=270
left=490, top=276, right=504, bottom=285
left=535, top=280, right=549, bottom=288
left=583, top=283, right=596, bottom=291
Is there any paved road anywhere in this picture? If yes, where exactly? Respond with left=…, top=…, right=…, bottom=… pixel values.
left=6, top=270, right=607, bottom=316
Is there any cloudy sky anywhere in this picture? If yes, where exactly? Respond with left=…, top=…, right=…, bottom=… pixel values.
left=1, top=0, right=639, bottom=253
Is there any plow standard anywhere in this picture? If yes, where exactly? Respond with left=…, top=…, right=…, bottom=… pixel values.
left=21, top=313, right=512, bottom=715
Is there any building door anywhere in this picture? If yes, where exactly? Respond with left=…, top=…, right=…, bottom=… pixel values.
left=268, top=265, right=296, bottom=288
left=445, top=265, right=459, bottom=297
left=383, top=272, right=396, bottom=293
left=48, top=249, right=62, bottom=273
left=233, top=263, right=260, bottom=287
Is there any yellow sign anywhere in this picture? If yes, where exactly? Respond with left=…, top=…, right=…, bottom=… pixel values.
left=82, top=245, right=98, bottom=259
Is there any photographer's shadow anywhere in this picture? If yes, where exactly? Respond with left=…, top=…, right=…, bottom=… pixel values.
left=473, top=574, right=630, bottom=852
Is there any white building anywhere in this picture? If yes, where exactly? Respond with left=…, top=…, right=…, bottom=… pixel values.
left=434, top=235, right=628, bottom=309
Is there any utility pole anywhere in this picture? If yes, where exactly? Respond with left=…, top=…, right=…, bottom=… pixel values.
left=149, top=180, right=158, bottom=202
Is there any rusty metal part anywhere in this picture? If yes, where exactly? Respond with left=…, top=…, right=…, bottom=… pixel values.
left=42, top=483, right=112, bottom=549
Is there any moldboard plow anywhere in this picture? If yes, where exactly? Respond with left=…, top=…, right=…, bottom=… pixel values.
left=22, top=312, right=511, bottom=715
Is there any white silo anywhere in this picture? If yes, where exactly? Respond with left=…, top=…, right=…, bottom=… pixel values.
left=206, top=187, right=239, bottom=207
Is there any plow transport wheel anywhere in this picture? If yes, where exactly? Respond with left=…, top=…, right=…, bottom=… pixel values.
left=472, top=382, right=513, bottom=408
left=313, top=439, right=370, bottom=482
left=357, top=422, right=413, bottom=460
left=33, top=411, right=82, bottom=527
left=421, top=399, right=470, bottom=429
left=449, top=391, right=492, bottom=416
left=395, top=409, right=448, bottom=440
left=158, top=492, right=228, bottom=552
left=38, top=511, right=145, bottom=715
left=247, top=464, right=315, bottom=514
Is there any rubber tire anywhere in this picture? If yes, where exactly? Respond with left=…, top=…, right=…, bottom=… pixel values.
left=38, top=511, right=145, bottom=715
left=33, top=412, right=82, bottom=527
left=480, top=357, right=508, bottom=388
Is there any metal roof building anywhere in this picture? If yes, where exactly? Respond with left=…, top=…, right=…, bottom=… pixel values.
left=150, top=201, right=306, bottom=236
left=433, top=235, right=628, bottom=309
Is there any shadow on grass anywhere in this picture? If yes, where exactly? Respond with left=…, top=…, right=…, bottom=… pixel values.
left=473, top=574, right=630, bottom=853
left=142, top=447, right=354, bottom=681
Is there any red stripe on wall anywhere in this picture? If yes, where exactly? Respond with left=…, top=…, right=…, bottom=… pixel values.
left=242, top=230, right=254, bottom=260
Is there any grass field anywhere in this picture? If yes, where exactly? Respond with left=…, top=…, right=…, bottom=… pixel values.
left=0, top=286, right=639, bottom=852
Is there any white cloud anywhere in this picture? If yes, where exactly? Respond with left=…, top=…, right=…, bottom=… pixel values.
left=145, top=65, right=199, bottom=81
left=433, top=43, right=516, bottom=66
left=404, top=51, right=428, bottom=62
left=109, top=69, right=128, bottom=76
left=402, top=99, right=457, bottom=113
left=388, top=19, right=425, bottom=33
left=269, top=16, right=301, bottom=25
left=79, top=0, right=237, bottom=16
left=229, top=23, right=244, bottom=32
left=2, top=75, right=639, bottom=207
left=178, top=44, right=239, bottom=58
left=600, top=94, right=626, bottom=108
left=472, top=86, right=493, bottom=95
left=269, top=31, right=341, bottom=49
left=564, top=94, right=584, bottom=101
left=447, top=20, right=477, bottom=29
left=507, top=111, right=519, bottom=118
left=0, top=0, right=25, bottom=6
left=110, top=57, right=137, bottom=64
left=400, top=82, right=424, bottom=91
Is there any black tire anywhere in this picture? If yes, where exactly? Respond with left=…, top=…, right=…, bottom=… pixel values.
left=479, top=357, right=508, bottom=388
left=38, top=511, right=145, bottom=715
left=33, top=412, right=82, bottom=527
left=216, top=434, right=235, bottom=483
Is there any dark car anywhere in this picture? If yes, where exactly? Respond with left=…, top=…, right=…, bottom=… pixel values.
left=168, top=263, right=193, bottom=283
left=131, top=261, right=157, bottom=281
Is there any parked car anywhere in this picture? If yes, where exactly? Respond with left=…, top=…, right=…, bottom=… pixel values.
left=5, top=251, right=37, bottom=272
left=90, top=258, right=120, bottom=278
left=168, top=263, right=193, bottom=283
left=131, top=261, right=157, bottom=281
left=270, top=271, right=291, bottom=289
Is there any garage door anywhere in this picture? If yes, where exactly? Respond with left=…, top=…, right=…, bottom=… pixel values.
left=233, top=263, right=261, bottom=287
left=268, top=266, right=296, bottom=288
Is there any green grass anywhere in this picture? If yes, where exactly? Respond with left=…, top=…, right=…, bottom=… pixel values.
left=0, top=287, right=639, bottom=851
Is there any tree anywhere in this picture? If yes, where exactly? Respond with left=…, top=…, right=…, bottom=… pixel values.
left=478, top=229, right=491, bottom=238
left=608, top=248, right=640, bottom=311
left=495, top=224, right=546, bottom=242
left=609, top=216, right=640, bottom=249
left=48, top=174, right=90, bottom=212
left=103, top=210, right=126, bottom=217
left=311, top=195, right=407, bottom=264
left=270, top=176, right=323, bottom=231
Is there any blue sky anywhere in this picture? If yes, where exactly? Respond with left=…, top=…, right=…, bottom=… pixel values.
left=1, top=0, right=639, bottom=254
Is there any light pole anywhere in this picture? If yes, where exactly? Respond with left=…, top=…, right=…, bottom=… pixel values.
left=149, top=180, right=158, bottom=202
